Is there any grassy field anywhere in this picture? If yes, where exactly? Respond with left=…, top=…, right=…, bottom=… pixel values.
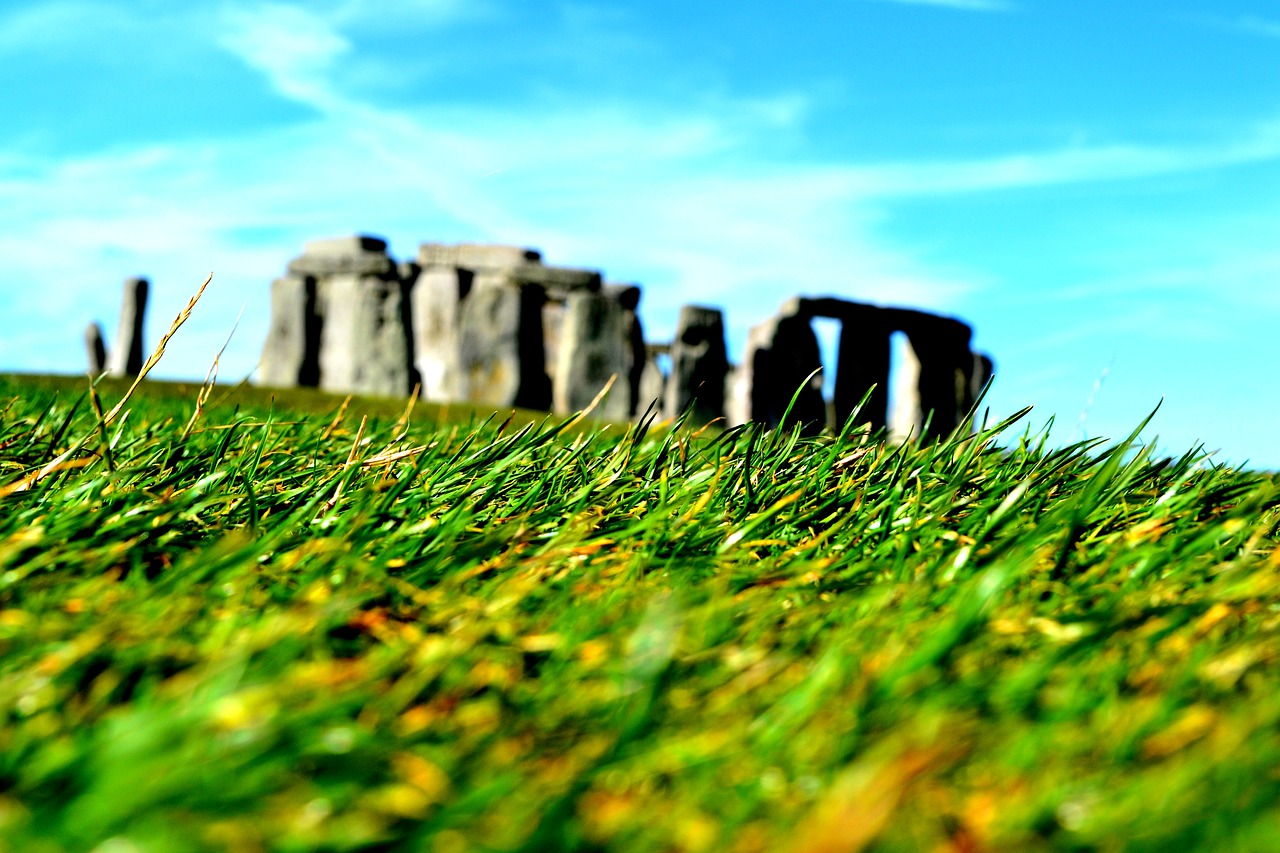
left=0, top=366, right=1278, bottom=852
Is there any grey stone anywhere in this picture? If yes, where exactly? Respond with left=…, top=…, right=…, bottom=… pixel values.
left=85, top=322, right=106, bottom=376
left=258, top=275, right=322, bottom=388
left=106, top=277, right=148, bottom=378
left=306, top=235, right=388, bottom=255
left=542, top=299, right=566, bottom=383
left=318, top=275, right=413, bottom=398
left=637, top=355, right=666, bottom=420
left=970, top=353, right=994, bottom=411
left=457, top=274, right=550, bottom=409
left=665, top=305, right=728, bottom=426
left=418, top=243, right=541, bottom=270
left=885, top=313, right=974, bottom=441
left=725, top=365, right=748, bottom=427
left=553, top=291, right=631, bottom=421
left=288, top=234, right=395, bottom=278
left=603, top=284, right=646, bottom=416
left=507, top=263, right=601, bottom=295
left=602, top=283, right=641, bottom=311
left=411, top=266, right=472, bottom=402
left=888, top=334, right=923, bottom=443
left=740, top=309, right=826, bottom=432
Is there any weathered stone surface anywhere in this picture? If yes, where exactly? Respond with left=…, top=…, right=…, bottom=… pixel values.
left=904, top=314, right=973, bottom=440
left=603, top=284, right=646, bottom=416
left=106, top=277, right=148, bottom=378
left=542, top=300, right=566, bottom=382
left=411, top=267, right=472, bottom=402
left=288, top=234, right=396, bottom=278
left=553, top=291, right=631, bottom=420
left=507, top=263, right=601, bottom=295
left=888, top=333, right=923, bottom=443
left=418, top=243, right=541, bottom=270
left=258, top=275, right=321, bottom=388
left=665, top=305, right=728, bottom=426
left=725, top=365, right=749, bottom=427
left=602, top=283, right=641, bottom=311
left=637, top=355, right=666, bottom=420
left=306, top=235, right=388, bottom=255
left=457, top=275, right=550, bottom=410
left=318, top=275, right=414, bottom=397
left=884, top=312, right=973, bottom=441
left=740, top=310, right=826, bottom=432
left=970, top=353, right=995, bottom=411
left=85, top=322, right=106, bottom=376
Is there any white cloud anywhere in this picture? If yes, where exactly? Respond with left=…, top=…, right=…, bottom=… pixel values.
left=217, top=3, right=351, bottom=106
left=1223, top=15, right=1280, bottom=39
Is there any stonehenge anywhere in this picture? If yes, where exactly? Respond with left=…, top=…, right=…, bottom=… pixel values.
left=256, top=234, right=994, bottom=440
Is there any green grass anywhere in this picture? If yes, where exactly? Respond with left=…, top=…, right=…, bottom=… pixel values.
left=0, top=370, right=1278, bottom=852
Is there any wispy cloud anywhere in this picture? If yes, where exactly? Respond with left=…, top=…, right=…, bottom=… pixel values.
left=1182, top=13, right=1280, bottom=40
left=1231, top=16, right=1280, bottom=39
left=860, top=0, right=1015, bottom=12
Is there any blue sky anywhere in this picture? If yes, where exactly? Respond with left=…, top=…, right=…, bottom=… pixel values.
left=3, top=0, right=1280, bottom=465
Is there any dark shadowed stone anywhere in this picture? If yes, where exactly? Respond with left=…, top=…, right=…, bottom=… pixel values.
left=833, top=304, right=891, bottom=432
left=604, top=284, right=646, bottom=416
left=457, top=275, right=550, bottom=410
left=665, top=305, right=728, bottom=426
left=602, top=283, right=641, bottom=311
left=741, top=310, right=826, bottom=432
left=258, top=275, right=322, bottom=388
left=508, top=263, right=601, bottom=295
left=891, top=311, right=973, bottom=441
left=553, top=291, right=631, bottom=421
left=411, top=267, right=472, bottom=402
left=418, top=243, right=541, bottom=270
left=85, top=322, right=106, bottom=376
left=318, top=275, right=414, bottom=397
left=106, top=277, right=148, bottom=378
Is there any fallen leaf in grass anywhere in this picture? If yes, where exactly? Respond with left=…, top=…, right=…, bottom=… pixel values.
left=1140, top=704, right=1219, bottom=760
left=787, top=747, right=944, bottom=853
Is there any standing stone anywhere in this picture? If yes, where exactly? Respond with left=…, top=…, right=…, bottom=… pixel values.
left=637, top=354, right=667, bottom=420
left=553, top=290, right=631, bottom=421
left=891, top=312, right=973, bottom=441
left=665, top=305, right=728, bottom=427
left=457, top=275, right=550, bottom=410
left=318, top=275, right=414, bottom=397
left=833, top=304, right=892, bottom=432
left=602, top=284, right=646, bottom=417
left=888, top=333, right=923, bottom=443
left=740, top=304, right=826, bottom=432
left=259, top=275, right=322, bottom=388
left=106, top=277, right=148, bottom=378
left=85, top=322, right=106, bottom=376
left=725, top=364, right=748, bottom=427
left=411, top=266, right=472, bottom=402
left=969, top=353, right=995, bottom=412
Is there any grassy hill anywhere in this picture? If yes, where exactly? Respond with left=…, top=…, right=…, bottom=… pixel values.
left=0, top=370, right=1277, bottom=852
